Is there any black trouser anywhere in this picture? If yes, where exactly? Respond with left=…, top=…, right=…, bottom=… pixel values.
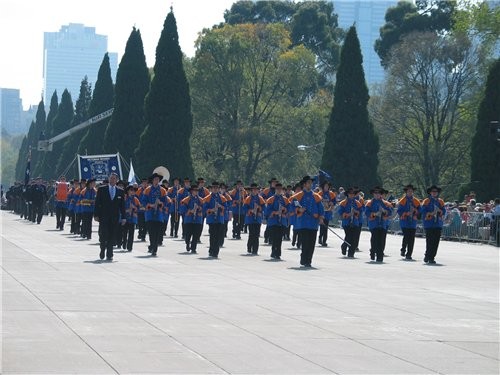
left=115, top=222, right=123, bottom=246
left=270, top=225, right=284, bottom=257
left=81, top=212, right=93, bottom=239
left=299, top=229, right=317, bottom=266
left=341, top=226, right=358, bottom=257
left=219, top=220, right=229, bottom=247
left=370, top=228, right=387, bottom=262
left=122, top=222, right=135, bottom=251
left=232, top=213, right=245, bottom=238
left=318, top=219, right=330, bottom=245
left=247, top=223, right=261, bottom=254
left=425, top=228, right=441, bottom=261
left=99, top=220, right=120, bottom=259
left=401, top=228, right=417, bottom=257
left=170, top=214, right=180, bottom=236
left=264, top=224, right=270, bottom=243
left=69, top=211, right=76, bottom=233
left=32, top=202, right=44, bottom=223
left=159, top=222, right=167, bottom=244
left=137, top=212, right=147, bottom=239
left=208, top=223, right=224, bottom=257
left=147, top=221, right=163, bottom=254
left=56, top=206, right=66, bottom=229
left=185, top=223, right=202, bottom=252
left=292, top=228, right=302, bottom=248
left=284, top=225, right=291, bottom=240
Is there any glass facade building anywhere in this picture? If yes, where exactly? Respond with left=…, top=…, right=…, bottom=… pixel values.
left=43, top=23, right=117, bottom=105
left=333, top=0, right=397, bottom=87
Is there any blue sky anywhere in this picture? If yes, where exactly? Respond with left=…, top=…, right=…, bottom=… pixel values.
left=0, top=0, right=234, bottom=108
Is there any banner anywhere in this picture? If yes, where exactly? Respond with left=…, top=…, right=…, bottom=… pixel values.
left=77, top=153, right=122, bottom=182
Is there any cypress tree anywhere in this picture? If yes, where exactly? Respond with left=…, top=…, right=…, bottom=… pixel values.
left=470, top=58, right=500, bottom=201
left=15, top=134, right=29, bottom=181
left=104, top=28, right=150, bottom=161
left=320, top=26, right=380, bottom=192
left=56, top=77, right=92, bottom=178
left=78, top=53, right=114, bottom=155
left=42, top=89, right=74, bottom=179
left=135, top=9, right=194, bottom=179
left=31, top=99, right=46, bottom=177
left=36, top=91, right=59, bottom=178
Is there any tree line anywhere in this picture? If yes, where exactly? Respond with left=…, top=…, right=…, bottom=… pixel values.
left=14, top=0, right=500, bottom=201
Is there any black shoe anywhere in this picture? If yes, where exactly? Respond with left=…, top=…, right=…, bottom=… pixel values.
left=127, top=249, right=132, bottom=252
left=428, top=259, right=436, bottom=264
left=247, top=249, right=251, bottom=254
left=322, top=242, right=328, bottom=247
left=106, top=257, right=113, bottom=261
left=186, top=244, right=190, bottom=252
left=291, top=242, right=296, bottom=247
left=423, top=255, right=429, bottom=263
left=405, top=255, right=412, bottom=260
left=370, top=253, right=375, bottom=261
left=400, top=249, right=406, bottom=257
left=191, top=250, right=197, bottom=254
left=151, top=252, right=157, bottom=257
left=341, top=248, right=347, bottom=255
left=275, top=256, right=281, bottom=260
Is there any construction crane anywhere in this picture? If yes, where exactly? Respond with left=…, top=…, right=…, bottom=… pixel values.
left=37, top=108, right=114, bottom=151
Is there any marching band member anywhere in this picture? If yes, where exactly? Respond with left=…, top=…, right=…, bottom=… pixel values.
left=122, top=185, right=141, bottom=252
left=290, top=176, right=325, bottom=268
left=318, top=181, right=336, bottom=247
left=219, top=182, right=232, bottom=247
left=420, top=185, right=445, bottom=264
left=135, top=178, right=149, bottom=241
left=67, top=179, right=79, bottom=233
left=397, top=184, right=421, bottom=260
left=265, top=182, right=289, bottom=260
left=180, top=184, right=203, bottom=254
left=203, top=182, right=228, bottom=258
left=229, top=180, right=247, bottom=240
left=54, top=175, right=68, bottom=230
left=176, top=177, right=192, bottom=239
left=338, top=187, right=363, bottom=258
left=141, top=173, right=168, bottom=257
left=167, top=177, right=182, bottom=238
left=243, top=183, right=266, bottom=255
left=79, top=178, right=97, bottom=240
left=74, top=179, right=86, bottom=236
left=261, top=178, right=277, bottom=244
left=365, top=186, right=393, bottom=262
left=290, top=183, right=302, bottom=248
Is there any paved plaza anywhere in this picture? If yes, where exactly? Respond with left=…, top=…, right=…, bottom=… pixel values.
left=1, top=210, right=499, bottom=374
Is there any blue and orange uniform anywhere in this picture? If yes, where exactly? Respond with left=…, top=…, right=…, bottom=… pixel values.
left=337, top=189, right=363, bottom=257
left=420, top=185, right=445, bottom=264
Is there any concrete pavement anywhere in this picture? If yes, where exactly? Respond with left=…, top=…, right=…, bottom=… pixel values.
left=1, top=210, right=499, bottom=374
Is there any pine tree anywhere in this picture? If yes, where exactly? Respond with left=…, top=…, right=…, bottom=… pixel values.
left=36, top=91, right=58, bottom=178
left=104, top=28, right=149, bottom=161
left=135, top=9, right=194, bottom=179
left=42, top=89, right=74, bottom=179
left=56, top=77, right=92, bottom=178
left=470, top=58, right=500, bottom=201
left=320, top=26, right=380, bottom=193
left=31, top=99, right=46, bottom=177
left=78, top=53, right=114, bottom=155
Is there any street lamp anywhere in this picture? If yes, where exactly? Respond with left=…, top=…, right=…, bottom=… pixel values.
left=297, top=142, right=323, bottom=151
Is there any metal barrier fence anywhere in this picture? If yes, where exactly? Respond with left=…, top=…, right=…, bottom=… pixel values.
left=330, top=210, right=500, bottom=247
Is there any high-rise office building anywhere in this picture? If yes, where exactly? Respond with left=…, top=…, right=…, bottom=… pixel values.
left=0, top=88, right=22, bottom=134
left=43, top=23, right=118, bottom=105
left=333, top=0, right=397, bottom=87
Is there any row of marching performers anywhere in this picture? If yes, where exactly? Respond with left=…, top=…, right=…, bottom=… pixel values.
left=52, top=172, right=446, bottom=266
left=336, top=184, right=445, bottom=264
